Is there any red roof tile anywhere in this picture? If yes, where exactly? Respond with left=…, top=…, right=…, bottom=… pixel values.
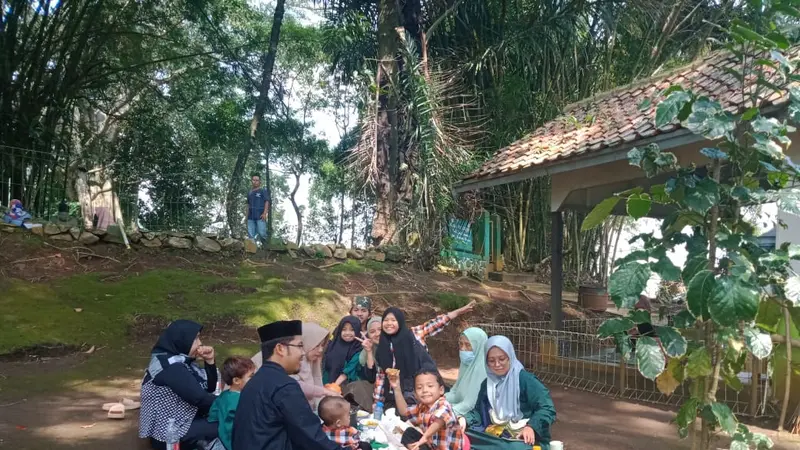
left=462, top=49, right=796, bottom=184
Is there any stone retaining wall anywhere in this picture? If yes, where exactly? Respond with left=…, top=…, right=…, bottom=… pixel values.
left=1, top=222, right=401, bottom=263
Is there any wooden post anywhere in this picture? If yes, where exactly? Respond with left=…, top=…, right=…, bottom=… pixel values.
left=482, top=212, right=491, bottom=261
left=749, top=355, right=760, bottom=417
left=618, top=355, right=627, bottom=394
left=551, top=211, right=564, bottom=330
left=494, top=213, right=504, bottom=271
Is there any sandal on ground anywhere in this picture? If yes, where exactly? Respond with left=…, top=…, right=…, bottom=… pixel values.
left=121, top=398, right=140, bottom=410
left=103, top=398, right=140, bottom=411
left=107, top=403, right=125, bottom=420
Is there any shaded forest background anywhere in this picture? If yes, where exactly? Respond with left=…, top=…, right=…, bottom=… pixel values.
left=0, top=0, right=771, bottom=272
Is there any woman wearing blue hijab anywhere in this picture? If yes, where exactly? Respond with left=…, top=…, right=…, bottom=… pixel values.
left=464, top=336, right=556, bottom=450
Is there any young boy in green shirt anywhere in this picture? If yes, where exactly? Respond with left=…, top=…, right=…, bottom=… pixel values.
left=209, top=356, right=256, bottom=450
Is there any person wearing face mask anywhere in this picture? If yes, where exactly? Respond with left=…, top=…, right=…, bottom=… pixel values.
left=463, top=336, right=556, bottom=450
left=445, top=328, right=488, bottom=417
left=138, top=320, right=219, bottom=450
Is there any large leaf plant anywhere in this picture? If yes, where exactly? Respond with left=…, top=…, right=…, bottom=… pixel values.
left=583, top=2, right=800, bottom=449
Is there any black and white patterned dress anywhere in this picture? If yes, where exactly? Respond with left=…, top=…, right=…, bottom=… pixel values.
left=138, top=354, right=207, bottom=442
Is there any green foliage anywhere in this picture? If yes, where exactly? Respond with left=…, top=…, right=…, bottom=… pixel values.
left=656, top=326, right=688, bottom=358
left=582, top=197, right=620, bottom=230
left=608, top=262, right=651, bottom=308
left=597, top=5, right=800, bottom=447
left=431, top=292, right=471, bottom=311
left=329, top=259, right=388, bottom=274
left=708, top=277, right=759, bottom=327
left=635, top=336, right=665, bottom=380
left=597, top=318, right=635, bottom=337
left=686, top=270, right=715, bottom=320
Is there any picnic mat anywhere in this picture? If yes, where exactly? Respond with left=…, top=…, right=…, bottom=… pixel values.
left=466, top=430, right=548, bottom=450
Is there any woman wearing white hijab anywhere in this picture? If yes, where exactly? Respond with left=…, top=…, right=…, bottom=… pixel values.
left=463, top=335, right=556, bottom=450
left=251, top=322, right=339, bottom=407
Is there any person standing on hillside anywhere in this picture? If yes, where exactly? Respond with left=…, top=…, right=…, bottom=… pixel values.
left=245, top=174, right=270, bottom=245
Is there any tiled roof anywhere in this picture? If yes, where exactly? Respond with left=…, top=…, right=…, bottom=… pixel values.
left=462, top=49, right=794, bottom=184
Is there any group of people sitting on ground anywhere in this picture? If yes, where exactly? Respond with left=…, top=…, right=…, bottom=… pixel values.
left=137, top=296, right=557, bottom=450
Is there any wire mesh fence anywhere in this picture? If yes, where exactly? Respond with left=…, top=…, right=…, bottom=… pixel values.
left=1, top=145, right=233, bottom=234
left=478, top=322, right=776, bottom=418
left=1, top=145, right=69, bottom=223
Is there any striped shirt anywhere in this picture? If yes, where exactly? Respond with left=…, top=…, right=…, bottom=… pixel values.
left=406, top=396, right=464, bottom=450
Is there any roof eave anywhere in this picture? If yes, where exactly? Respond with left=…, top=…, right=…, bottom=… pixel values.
left=453, top=128, right=700, bottom=194
left=453, top=103, right=788, bottom=194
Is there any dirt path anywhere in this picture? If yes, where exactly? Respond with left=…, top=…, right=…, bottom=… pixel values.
left=2, top=236, right=797, bottom=449
left=2, top=369, right=796, bottom=450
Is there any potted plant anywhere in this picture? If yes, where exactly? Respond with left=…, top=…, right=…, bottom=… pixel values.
left=578, top=275, right=610, bottom=312
left=577, top=217, right=625, bottom=312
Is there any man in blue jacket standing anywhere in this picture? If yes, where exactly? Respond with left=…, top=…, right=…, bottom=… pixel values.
left=246, top=174, right=270, bottom=245
left=232, top=320, right=342, bottom=450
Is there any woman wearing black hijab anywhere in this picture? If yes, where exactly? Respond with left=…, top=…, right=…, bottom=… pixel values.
left=373, top=307, right=437, bottom=410
left=322, top=315, right=363, bottom=386
left=138, top=320, right=219, bottom=450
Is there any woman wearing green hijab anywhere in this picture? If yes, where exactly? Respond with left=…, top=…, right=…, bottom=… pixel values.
left=446, top=327, right=489, bottom=416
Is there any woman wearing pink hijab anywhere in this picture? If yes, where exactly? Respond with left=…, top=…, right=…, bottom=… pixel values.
left=251, top=322, right=339, bottom=408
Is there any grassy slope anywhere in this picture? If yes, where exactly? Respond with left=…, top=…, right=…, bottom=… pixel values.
left=0, top=244, right=473, bottom=399
left=0, top=263, right=356, bottom=399
left=1, top=267, right=345, bottom=354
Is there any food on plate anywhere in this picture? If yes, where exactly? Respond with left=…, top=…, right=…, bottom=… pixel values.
left=360, top=419, right=379, bottom=428
left=324, top=383, right=342, bottom=394
left=357, top=410, right=370, bottom=418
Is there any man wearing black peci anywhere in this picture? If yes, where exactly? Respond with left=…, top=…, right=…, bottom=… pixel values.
left=232, top=320, right=343, bottom=450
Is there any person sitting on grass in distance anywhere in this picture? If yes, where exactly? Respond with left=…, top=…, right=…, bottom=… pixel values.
left=209, top=356, right=256, bottom=450
left=318, top=396, right=371, bottom=450
left=389, top=368, right=465, bottom=450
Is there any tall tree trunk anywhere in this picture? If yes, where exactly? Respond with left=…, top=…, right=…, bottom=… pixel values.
left=75, top=168, right=93, bottom=229
left=224, top=0, right=286, bottom=234
left=351, top=200, right=356, bottom=248
left=371, top=0, right=400, bottom=246
left=265, top=145, right=273, bottom=238
left=290, top=172, right=302, bottom=246
left=337, top=190, right=345, bottom=244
